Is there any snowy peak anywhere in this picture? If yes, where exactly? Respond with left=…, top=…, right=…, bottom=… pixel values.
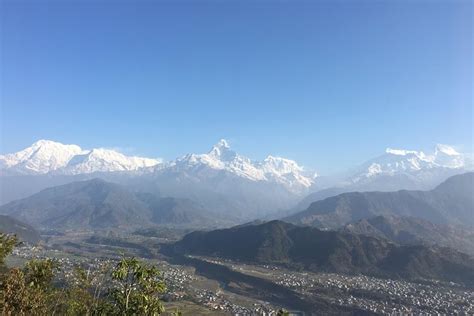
left=260, top=156, right=316, bottom=188
left=172, top=140, right=315, bottom=191
left=0, top=140, right=161, bottom=175
left=261, top=155, right=305, bottom=176
left=62, top=148, right=161, bottom=174
left=208, top=139, right=237, bottom=162
left=212, top=139, right=230, bottom=151
left=351, top=144, right=470, bottom=183
left=0, top=140, right=84, bottom=174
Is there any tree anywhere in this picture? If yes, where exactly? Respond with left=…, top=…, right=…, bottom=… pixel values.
left=64, top=266, right=96, bottom=315
left=1, top=259, right=58, bottom=315
left=277, top=309, right=290, bottom=316
left=0, top=234, right=17, bottom=272
left=1, top=237, right=168, bottom=316
left=64, top=263, right=114, bottom=315
left=109, top=257, right=166, bottom=315
left=2, top=268, right=28, bottom=314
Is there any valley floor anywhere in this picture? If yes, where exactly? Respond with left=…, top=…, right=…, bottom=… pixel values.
left=7, top=231, right=474, bottom=315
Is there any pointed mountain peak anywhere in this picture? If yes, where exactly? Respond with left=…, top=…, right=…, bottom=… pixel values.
left=214, top=139, right=230, bottom=149
left=208, top=139, right=233, bottom=158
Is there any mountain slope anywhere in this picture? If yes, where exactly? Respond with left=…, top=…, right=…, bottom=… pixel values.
left=0, top=215, right=41, bottom=244
left=0, top=179, right=221, bottom=230
left=342, top=215, right=474, bottom=256
left=171, top=220, right=474, bottom=285
left=285, top=173, right=474, bottom=229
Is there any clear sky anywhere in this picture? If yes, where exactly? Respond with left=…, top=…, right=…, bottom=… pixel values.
left=1, top=0, right=472, bottom=173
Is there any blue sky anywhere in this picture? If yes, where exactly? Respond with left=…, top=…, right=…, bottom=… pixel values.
left=1, top=0, right=472, bottom=173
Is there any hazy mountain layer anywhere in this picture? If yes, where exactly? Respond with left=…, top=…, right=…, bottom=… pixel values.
left=285, top=173, right=474, bottom=228
left=0, top=179, right=226, bottom=230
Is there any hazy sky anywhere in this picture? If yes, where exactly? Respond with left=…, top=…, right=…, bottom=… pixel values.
left=1, top=0, right=472, bottom=173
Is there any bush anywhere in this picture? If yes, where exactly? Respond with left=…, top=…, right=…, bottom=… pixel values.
left=0, top=234, right=167, bottom=315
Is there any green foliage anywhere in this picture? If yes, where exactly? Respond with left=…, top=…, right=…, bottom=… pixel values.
left=0, top=234, right=17, bottom=268
left=64, top=267, right=97, bottom=315
left=24, top=259, right=56, bottom=290
left=1, top=259, right=60, bottom=315
left=109, top=257, right=166, bottom=315
left=277, top=309, right=290, bottom=316
left=0, top=238, right=167, bottom=316
left=1, top=268, right=28, bottom=314
left=63, top=263, right=115, bottom=315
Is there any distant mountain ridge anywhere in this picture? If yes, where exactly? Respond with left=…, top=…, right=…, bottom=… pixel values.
left=285, top=172, right=474, bottom=229
left=171, top=220, right=474, bottom=285
left=0, top=179, right=227, bottom=230
left=342, top=215, right=474, bottom=256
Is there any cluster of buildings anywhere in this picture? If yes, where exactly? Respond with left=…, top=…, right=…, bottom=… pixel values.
left=193, top=289, right=279, bottom=315
left=162, top=265, right=196, bottom=292
left=275, top=271, right=474, bottom=314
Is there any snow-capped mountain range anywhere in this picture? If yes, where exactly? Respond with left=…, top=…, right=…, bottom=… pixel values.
left=0, top=139, right=316, bottom=192
left=348, top=144, right=472, bottom=185
left=0, top=140, right=161, bottom=175
left=164, top=139, right=316, bottom=191
left=1, top=140, right=471, bottom=194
